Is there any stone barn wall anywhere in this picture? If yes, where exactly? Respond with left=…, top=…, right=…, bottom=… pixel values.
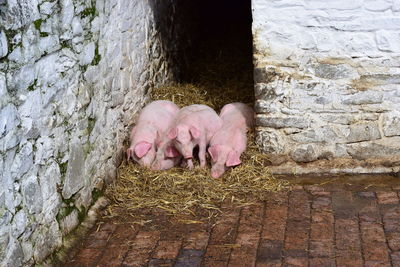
left=0, top=0, right=182, bottom=265
left=252, top=0, right=400, bottom=174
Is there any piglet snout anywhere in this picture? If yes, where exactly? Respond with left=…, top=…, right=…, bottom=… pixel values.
left=211, top=170, right=222, bottom=179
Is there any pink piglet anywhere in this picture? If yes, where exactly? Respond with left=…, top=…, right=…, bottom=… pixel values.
left=154, top=104, right=222, bottom=170
left=208, top=102, right=254, bottom=178
left=126, top=100, right=180, bottom=168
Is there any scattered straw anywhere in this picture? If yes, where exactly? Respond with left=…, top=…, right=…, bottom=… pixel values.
left=107, top=132, right=289, bottom=217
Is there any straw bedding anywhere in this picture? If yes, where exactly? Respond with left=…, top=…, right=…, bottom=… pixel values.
left=106, top=83, right=289, bottom=217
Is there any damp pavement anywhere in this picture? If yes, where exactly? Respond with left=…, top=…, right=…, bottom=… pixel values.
left=64, top=174, right=400, bottom=266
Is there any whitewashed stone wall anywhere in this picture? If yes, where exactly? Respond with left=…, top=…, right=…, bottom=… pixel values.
left=252, top=0, right=400, bottom=173
left=0, top=0, right=178, bottom=265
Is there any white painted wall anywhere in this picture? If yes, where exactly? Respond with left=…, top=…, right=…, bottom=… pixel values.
left=252, top=0, right=400, bottom=173
left=0, top=0, right=177, bottom=265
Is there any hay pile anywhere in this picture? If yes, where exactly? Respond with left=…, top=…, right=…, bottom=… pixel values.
left=108, top=132, right=288, bottom=217
left=150, top=80, right=253, bottom=111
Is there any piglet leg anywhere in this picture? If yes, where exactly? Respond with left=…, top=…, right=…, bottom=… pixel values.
left=180, top=158, right=194, bottom=169
left=186, top=158, right=194, bottom=170
left=126, top=147, right=134, bottom=161
left=198, top=138, right=207, bottom=168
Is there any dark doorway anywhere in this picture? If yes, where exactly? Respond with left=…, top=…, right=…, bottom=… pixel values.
left=150, top=0, right=254, bottom=109
left=180, top=0, right=253, bottom=84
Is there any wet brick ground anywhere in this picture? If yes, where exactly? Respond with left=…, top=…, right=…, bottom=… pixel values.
left=64, top=175, right=400, bottom=267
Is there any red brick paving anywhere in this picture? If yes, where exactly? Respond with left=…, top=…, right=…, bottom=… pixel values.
left=64, top=176, right=400, bottom=267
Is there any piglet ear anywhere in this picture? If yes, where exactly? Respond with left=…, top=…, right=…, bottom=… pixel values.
left=165, top=146, right=180, bottom=157
left=226, top=151, right=241, bottom=167
left=189, top=126, right=200, bottom=139
left=134, top=141, right=152, bottom=158
left=167, top=128, right=177, bottom=139
left=208, top=146, right=219, bottom=162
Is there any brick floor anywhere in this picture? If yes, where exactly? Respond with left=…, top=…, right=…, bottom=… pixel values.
left=65, top=175, right=400, bottom=267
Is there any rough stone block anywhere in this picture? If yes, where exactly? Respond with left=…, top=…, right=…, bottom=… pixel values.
left=0, top=104, right=20, bottom=137
left=376, top=30, right=400, bottom=52
left=313, top=63, right=359, bottom=80
left=0, top=230, right=7, bottom=262
left=255, top=99, right=277, bottom=113
left=256, top=115, right=309, bottom=129
left=347, top=139, right=400, bottom=160
left=62, top=140, right=86, bottom=199
left=291, top=144, right=318, bottom=162
left=32, top=222, right=62, bottom=262
left=383, top=112, right=400, bottom=137
left=60, top=0, right=74, bottom=30
left=38, top=35, right=60, bottom=55
left=255, top=130, right=286, bottom=154
left=11, top=210, right=27, bottom=238
left=342, top=91, right=383, bottom=105
left=0, top=0, right=40, bottom=30
left=0, top=72, right=7, bottom=106
left=0, top=31, right=7, bottom=58
left=365, top=0, right=392, bottom=11
left=367, top=73, right=400, bottom=86
left=394, top=1, right=400, bottom=11
left=79, top=42, right=95, bottom=65
left=254, top=68, right=267, bottom=83
left=320, top=113, right=378, bottom=125
left=346, top=122, right=381, bottom=143
left=21, top=175, right=42, bottom=215
left=39, top=2, right=57, bottom=16
left=255, top=83, right=275, bottom=99
left=333, top=18, right=400, bottom=31
left=305, top=0, right=363, bottom=10
left=10, top=141, right=33, bottom=180
left=291, top=126, right=339, bottom=143
left=3, top=238, right=24, bottom=267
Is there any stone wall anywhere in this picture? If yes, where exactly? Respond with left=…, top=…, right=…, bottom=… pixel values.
left=0, top=0, right=180, bottom=265
left=252, top=0, right=400, bottom=174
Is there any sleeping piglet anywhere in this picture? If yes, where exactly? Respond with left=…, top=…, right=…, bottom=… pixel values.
left=153, top=104, right=222, bottom=170
left=126, top=100, right=180, bottom=168
left=208, top=102, right=254, bottom=178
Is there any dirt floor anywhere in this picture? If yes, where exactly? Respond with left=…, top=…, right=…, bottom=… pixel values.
left=62, top=174, right=400, bottom=267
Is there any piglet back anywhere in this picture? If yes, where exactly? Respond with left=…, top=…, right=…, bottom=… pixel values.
left=220, top=102, right=255, bottom=129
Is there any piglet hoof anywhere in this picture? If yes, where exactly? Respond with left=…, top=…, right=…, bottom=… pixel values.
left=180, top=161, right=187, bottom=168
left=180, top=161, right=193, bottom=170
left=126, top=148, right=134, bottom=162
left=187, top=159, right=194, bottom=170
left=151, top=161, right=160, bottom=170
left=211, top=173, right=221, bottom=179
